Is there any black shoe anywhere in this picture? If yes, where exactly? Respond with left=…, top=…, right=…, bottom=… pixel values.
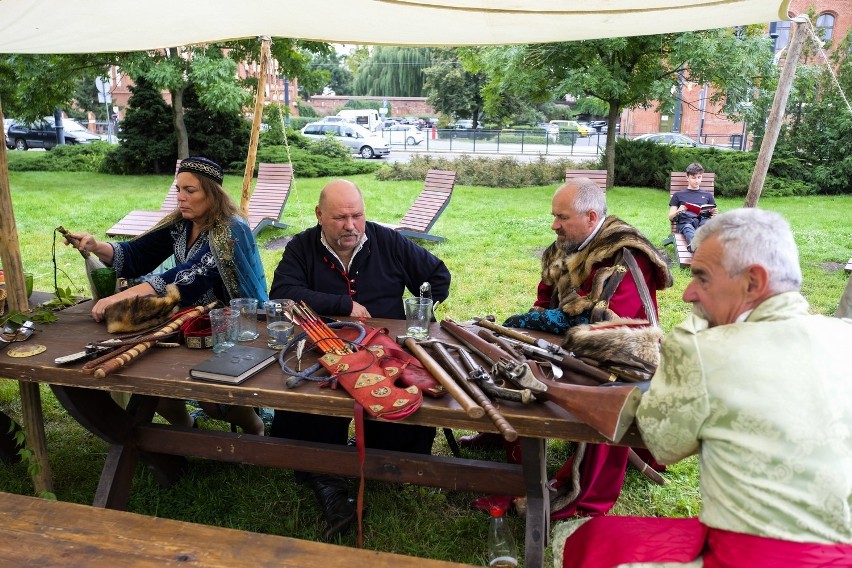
left=307, top=474, right=356, bottom=539
left=458, top=432, right=503, bottom=449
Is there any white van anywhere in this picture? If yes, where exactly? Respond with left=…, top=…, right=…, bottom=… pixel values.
left=336, top=109, right=381, bottom=132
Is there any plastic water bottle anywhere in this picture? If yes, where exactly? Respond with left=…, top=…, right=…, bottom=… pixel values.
left=486, top=506, right=518, bottom=567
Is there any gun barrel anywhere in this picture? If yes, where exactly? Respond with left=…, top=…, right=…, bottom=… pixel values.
left=430, top=343, right=518, bottom=442
left=443, top=318, right=640, bottom=442
left=401, top=337, right=484, bottom=419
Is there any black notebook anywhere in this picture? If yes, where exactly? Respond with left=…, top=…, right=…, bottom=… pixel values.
left=189, top=345, right=278, bottom=384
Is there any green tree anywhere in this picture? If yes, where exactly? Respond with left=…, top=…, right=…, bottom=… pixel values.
left=423, top=48, right=486, bottom=126
left=467, top=28, right=774, bottom=187
left=774, top=30, right=852, bottom=194
left=344, top=45, right=371, bottom=76
left=118, top=39, right=331, bottom=158
left=102, top=76, right=175, bottom=175
left=352, top=46, right=431, bottom=97
left=0, top=54, right=114, bottom=124
left=302, top=51, right=352, bottom=96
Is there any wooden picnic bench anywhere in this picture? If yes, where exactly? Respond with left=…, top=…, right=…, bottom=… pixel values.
left=0, top=301, right=646, bottom=567
left=661, top=171, right=716, bottom=268
left=0, top=491, right=469, bottom=567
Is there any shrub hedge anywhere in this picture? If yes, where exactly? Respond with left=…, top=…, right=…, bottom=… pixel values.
left=613, top=138, right=827, bottom=197
left=374, top=154, right=596, bottom=187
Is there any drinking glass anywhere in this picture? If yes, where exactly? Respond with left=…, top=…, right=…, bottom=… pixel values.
left=264, top=299, right=294, bottom=349
left=230, top=298, right=259, bottom=341
left=404, top=297, right=432, bottom=339
left=209, top=307, right=239, bottom=353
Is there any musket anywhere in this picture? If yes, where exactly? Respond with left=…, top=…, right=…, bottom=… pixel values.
left=441, top=318, right=641, bottom=443
left=454, top=347, right=535, bottom=404
left=476, top=328, right=615, bottom=386
left=427, top=342, right=518, bottom=442
left=399, top=336, right=484, bottom=419
left=474, top=316, right=570, bottom=356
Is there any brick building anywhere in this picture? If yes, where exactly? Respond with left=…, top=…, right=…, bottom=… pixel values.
left=619, top=0, right=851, bottom=149
left=305, top=96, right=435, bottom=119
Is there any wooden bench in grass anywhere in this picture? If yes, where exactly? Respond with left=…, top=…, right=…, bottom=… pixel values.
left=661, top=171, right=716, bottom=268
left=380, top=169, right=456, bottom=242
left=106, top=160, right=181, bottom=238
left=565, top=169, right=608, bottom=189
left=247, top=163, right=293, bottom=236
left=0, top=491, right=470, bottom=567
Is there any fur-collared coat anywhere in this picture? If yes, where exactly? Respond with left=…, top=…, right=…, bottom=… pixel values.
left=541, top=216, right=673, bottom=320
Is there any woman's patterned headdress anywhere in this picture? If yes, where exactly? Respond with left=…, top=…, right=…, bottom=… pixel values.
left=178, top=156, right=224, bottom=185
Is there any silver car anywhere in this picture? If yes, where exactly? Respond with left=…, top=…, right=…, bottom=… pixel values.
left=301, top=122, right=390, bottom=159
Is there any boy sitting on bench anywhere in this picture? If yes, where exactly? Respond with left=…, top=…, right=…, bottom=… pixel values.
left=668, top=162, right=717, bottom=251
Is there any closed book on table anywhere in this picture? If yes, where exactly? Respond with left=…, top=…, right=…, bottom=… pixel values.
left=189, top=345, right=278, bottom=384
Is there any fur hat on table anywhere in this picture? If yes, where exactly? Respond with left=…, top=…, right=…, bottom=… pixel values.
left=103, top=284, right=182, bottom=334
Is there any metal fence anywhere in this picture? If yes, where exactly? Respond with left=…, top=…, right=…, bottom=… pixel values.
left=383, top=128, right=747, bottom=155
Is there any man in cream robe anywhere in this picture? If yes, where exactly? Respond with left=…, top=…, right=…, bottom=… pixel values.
left=556, top=208, right=852, bottom=568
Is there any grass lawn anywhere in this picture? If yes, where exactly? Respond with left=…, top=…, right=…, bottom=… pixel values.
left=2, top=168, right=851, bottom=565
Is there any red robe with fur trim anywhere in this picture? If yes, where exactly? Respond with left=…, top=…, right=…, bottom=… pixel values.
left=535, top=216, right=672, bottom=519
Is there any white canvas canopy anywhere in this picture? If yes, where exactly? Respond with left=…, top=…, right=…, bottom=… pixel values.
left=1, top=0, right=789, bottom=53
left=0, top=0, right=794, bottom=495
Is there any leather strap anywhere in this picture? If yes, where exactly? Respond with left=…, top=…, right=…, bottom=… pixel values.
left=354, top=403, right=366, bottom=548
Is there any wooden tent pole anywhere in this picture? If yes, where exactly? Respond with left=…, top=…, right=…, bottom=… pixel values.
left=0, top=101, right=54, bottom=494
left=745, top=15, right=809, bottom=208
left=241, top=36, right=272, bottom=215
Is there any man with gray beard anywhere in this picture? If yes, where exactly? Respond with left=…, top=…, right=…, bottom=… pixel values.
left=466, top=178, right=673, bottom=519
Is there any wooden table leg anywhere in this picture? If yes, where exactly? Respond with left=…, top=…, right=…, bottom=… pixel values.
left=51, top=386, right=188, bottom=509
left=18, top=382, right=53, bottom=494
left=520, top=437, right=549, bottom=568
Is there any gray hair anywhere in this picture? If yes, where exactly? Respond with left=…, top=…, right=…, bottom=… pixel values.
left=561, top=177, right=607, bottom=217
left=692, top=208, right=802, bottom=293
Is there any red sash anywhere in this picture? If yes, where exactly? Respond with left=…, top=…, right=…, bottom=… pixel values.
left=562, top=516, right=852, bottom=568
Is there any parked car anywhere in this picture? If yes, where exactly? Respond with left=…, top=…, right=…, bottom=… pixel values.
left=633, top=132, right=713, bottom=148
left=6, top=117, right=101, bottom=150
left=549, top=120, right=591, bottom=137
left=535, top=122, right=560, bottom=141
left=376, top=119, right=400, bottom=131
left=315, top=116, right=350, bottom=124
left=451, top=119, right=482, bottom=130
left=589, top=120, right=608, bottom=132
left=300, top=122, right=390, bottom=159
left=383, top=124, right=424, bottom=146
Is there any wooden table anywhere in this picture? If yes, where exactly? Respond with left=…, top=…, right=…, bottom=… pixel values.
left=0, top=302, right=643, bottom=568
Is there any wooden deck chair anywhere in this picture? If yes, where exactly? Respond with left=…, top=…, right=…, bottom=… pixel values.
left=106, top=160, right=181, bottom=238
left=661, top=171, right=716, bottom=268
left=247, top=163, right=293, bottom=236
left=565, top=169, right=608, bottom=190
left=380, top=169, right=456, bottom=242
